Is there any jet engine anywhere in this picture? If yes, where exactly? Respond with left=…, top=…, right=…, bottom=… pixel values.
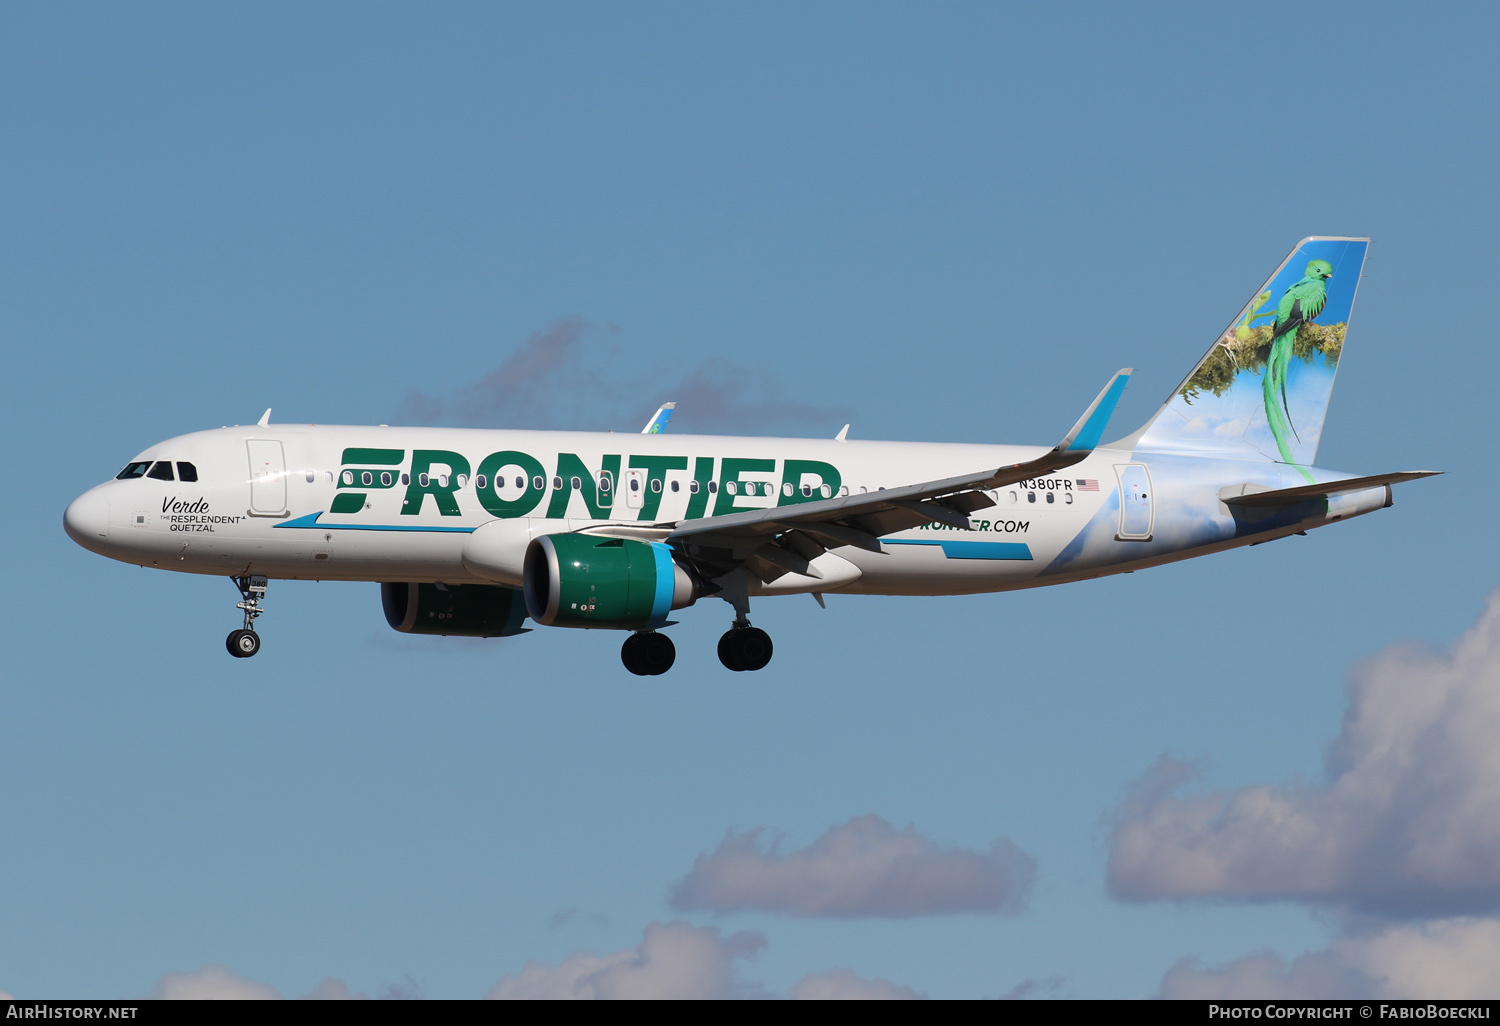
left=522, top=534, right=696, bottom=629
left=381, top=581, right=530, bottom=637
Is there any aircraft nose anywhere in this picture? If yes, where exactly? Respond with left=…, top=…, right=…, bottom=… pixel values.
left=64, top=486, right=111, bottom=549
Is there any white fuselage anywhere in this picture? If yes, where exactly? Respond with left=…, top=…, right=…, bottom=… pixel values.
left=63, top=424, right=1391, bottom=597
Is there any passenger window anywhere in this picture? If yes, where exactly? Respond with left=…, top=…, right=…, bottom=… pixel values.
left=325, top=471, right=334, bottom=483
left=598, top=473, right=612, bottom=492
left=116, top=462, right=151, bottom=480
left=708, top=481, right=718, bottom=494
left=630, top=478, right=640, bottom=492
left=342, top=471, right=354, bottom=486
left=419, top=473, right=430, bottom=487
left=516, top=476, right=525, bottom=489
left=1065, top=493, right=1073, bottom=504
left=177, top=462, right=198, bottom=482
left=1027, top=492, right=1036, bottom=503
left=1046, top=492, right=1054, bottom=504
left=476, top=475, right=487, bottom=490
left=438, top=474, right=450, bottom=488
left=690, top=481, right=700, bottom=494
left=783, top=483, right=794, bottom=497
left=650, top=478, right=662, bottom=493
left=401, top=473, right=409, bottom=485
left=381, top=472, right=393, bottom=487
left=552, top=477, right=562, bottom=490
left=457, top=474, right=467, bottom=488
left=725, top=481, right=737, bottom=495
left=534, top=476, right=545, bottom=490
left=571, top=476, right=583, bottom=490
left=670, top=480, right=680, bottom=493
left=361, top=472, right=373, bottom=486
left=821, top=484, right=832, bottom=498
left=840, top=486, right=848, bottom=497
left=1009, top=491, right=1018, bottom=504
left=801, top=483, right=812, bottom=497
left=148, top=461, right=174, bottom=481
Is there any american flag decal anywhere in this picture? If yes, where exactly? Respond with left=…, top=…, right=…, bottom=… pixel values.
left=1076, top=479, right=1099, bottom=491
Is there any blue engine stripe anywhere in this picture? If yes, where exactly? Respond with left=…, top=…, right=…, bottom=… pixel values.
left=884, top=539, right=1033, bottom=560
left=648, top=543, right=676, bottom=628
left=273, top=512, right=476, bottom=533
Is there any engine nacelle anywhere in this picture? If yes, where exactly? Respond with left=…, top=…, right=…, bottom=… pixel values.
left=381, top=581, right=530, bottom=637
left=523, top=534, right=696, bottom=629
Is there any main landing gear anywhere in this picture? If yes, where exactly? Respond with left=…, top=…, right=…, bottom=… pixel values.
left=621, top=631, right=676, bottom=676
left=226, top=575, right=267, bottom=658
left=718, top=620, right=773, bottom=672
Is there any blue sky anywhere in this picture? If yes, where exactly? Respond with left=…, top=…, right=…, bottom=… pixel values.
left=5, top=1, right=1500, bottom=999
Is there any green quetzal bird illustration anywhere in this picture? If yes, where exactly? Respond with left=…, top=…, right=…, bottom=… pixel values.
left=1263, top=258, right=1332, bottom=477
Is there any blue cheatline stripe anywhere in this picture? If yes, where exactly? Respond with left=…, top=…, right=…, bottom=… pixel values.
left=273, top=511, right=476, bottom=534
left=884, top=539, right=1033, bottom=560
left=1068, top=372, right=1131, bottom=452
left=648, top=543, right=675, bottom=628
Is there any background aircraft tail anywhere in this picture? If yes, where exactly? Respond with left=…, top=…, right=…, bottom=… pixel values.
left=1120, top=237, right=1370, bottom=481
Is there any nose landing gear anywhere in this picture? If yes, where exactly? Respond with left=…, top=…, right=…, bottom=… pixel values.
left=621, top=631, right=676, bottom=676
left=226, top=575, right=268, bottom=658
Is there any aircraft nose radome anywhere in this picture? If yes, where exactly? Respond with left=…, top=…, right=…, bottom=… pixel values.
left=64, top=488, right=110, bottom=548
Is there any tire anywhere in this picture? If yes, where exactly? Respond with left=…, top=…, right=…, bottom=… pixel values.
left=620, top=634, right=650, bottom=676
left=736, top=627, right=773, bottom=671
left=639, top=632, right=676, bottom=675
left=717, top=630, right=745, bottom=671
left=226, top=629, right=261, bottom=658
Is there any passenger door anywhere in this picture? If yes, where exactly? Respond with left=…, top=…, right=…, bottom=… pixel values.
left=1115, top=463, right=1153, bottom=541
left=246, top=439, right=288, bottom=515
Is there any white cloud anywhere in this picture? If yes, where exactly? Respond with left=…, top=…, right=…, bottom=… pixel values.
left=151, top=965, right=280, bottom=1000
left=669, top=815, right=1036, bottom=917
left=1110, top=593, right=1500, bottom=915
left=487, top=921, right=767, bottom=1000
left=301, top=978, right=367, bottom=1000
left=1160, top=917, right=1500, bottom=1000
left=789, top=968, right=924, bottom=1000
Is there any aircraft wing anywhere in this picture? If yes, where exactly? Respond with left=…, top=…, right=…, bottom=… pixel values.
left=663, top=370, right=1131, bottom=582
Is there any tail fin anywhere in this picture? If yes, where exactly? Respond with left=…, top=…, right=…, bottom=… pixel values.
left=1120, top=237, right=1370, bottom=478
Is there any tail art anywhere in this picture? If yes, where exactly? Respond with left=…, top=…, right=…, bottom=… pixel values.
left=1125, top=237, right=1368, bottom=481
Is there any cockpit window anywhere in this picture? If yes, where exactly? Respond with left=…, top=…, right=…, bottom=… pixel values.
left=116, top=462, right=151, bottom=480
left=147, top=461, right=174, bottom=481
left=177, top=462, right=198, bottom=482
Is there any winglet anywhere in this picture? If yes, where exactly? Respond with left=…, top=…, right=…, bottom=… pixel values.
left=835, top=424, right=849, bottom=442
left=1056, top=370, right=1131, bottom=454
left=641, top=402, right=676, bottom=434
left=257, top=408, right=272, bottom=427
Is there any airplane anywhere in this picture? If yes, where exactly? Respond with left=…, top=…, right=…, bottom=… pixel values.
left=63, top=238, right=1437, bottom=675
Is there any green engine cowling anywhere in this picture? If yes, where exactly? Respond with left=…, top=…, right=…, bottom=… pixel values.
left=523, top=534, right=696, bottom=629
left=381, top=582, right=530, bottom=637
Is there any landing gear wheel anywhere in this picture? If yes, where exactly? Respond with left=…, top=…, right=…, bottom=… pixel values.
left=718, top=627, right=773, bottom=672
left=226, top=629, right=261, bottom=658
left=622, top=632, right=676, bottom=676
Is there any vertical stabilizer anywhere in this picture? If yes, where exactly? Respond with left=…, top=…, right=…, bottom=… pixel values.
left=1122, top=237, right=1370, bottom=481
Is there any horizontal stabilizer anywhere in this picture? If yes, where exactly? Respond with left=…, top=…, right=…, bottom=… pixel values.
left=1222, top=470, right=1440, bottom=508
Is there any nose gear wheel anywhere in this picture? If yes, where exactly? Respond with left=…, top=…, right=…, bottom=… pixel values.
left=226, top=575, right=268, bottom=658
